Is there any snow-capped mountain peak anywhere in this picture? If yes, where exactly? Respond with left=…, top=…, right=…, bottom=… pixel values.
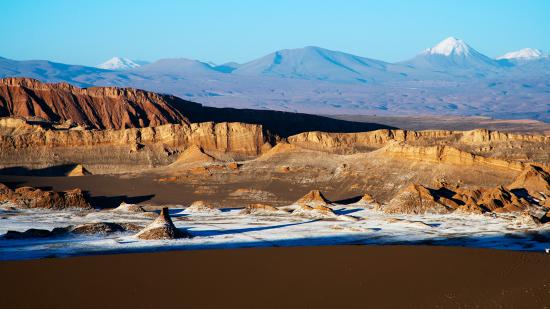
left=497, top=48, right=547, bottom=60
left=96, top=57, right=141, bottom=70
left=402, top=37, right=500, bottom=73
left=423, top=37, right=472, bottom=56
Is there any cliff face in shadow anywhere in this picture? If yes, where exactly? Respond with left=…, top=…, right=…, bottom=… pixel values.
left=0, top=78, right=395, bottom=137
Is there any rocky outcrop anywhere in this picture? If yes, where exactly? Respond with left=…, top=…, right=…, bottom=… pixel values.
left=67, top=164, right=91, bottom=176
left=295, top=190, right=331, bottom=207
left=0, top=117, right=275, bottom=172
left=379, top=142, right=526, bottom=171
left=288, top=129, right=549, bottom=154
left=0, top=184, right=91, bottom=210
left=2, top=222, right=141, bottom=239
left=384, top=164, right=550, bottom=216
left=186, top=200, right=221, bottom=214
left=70, top=222, right=141, bottom=234
left=0, top=77, right=190, bottom=129
left=459, top=129, right=549, bottom=144
left=112, top=202, right=146, bottom=213
left=292, top=204, right=337, bottom=219
left=239, top=203, right=288, bottom=216
left=0, top=119, right=272, bottom=156
left=287, top=129, right=549, bottom=167
left=2, top=227, right=68, bottom=239
left=384, top=184, right=455, bottom=215
left=135, top=207, right=190, bottom=240
left=354, top=193, right=381, bottom=208
left=508, top=165, right=550, bottom=200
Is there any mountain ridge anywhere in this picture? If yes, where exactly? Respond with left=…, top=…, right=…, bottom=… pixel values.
left=0, top=37, right=548, bottom=122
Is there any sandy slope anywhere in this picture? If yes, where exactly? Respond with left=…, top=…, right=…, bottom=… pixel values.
left=1, top=246, right=549, bottom=309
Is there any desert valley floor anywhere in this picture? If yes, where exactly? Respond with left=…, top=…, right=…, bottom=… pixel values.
left=0, top=77, right=550, bottom=308
left=0, top=78, right=549, bottom=261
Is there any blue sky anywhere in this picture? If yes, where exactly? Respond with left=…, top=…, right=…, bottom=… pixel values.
left=1, top=0, right=549, bottom=65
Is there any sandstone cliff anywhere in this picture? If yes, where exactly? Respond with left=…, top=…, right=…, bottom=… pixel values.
left=0, top=118, right=274, bottom=172
left=288, top=129, right=548, bottom=152
left=288, top=129, right=549, bottom=165
left=378, top=142, right=526, bottom=171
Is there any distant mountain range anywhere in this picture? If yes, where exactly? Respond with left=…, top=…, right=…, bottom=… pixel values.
left=1, top=37, right=549, bottom=122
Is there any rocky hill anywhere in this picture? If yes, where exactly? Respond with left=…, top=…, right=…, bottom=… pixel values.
left=0, top=78, right=393, bottom=136
left=0, top=77, right=190, bottom=129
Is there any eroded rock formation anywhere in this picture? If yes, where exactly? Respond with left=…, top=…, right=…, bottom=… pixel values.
left=379, top=142, right=526, bottom=171
left=112, top=202, right=146, bottom=213
left=0, top=183, right=91, bottom=210
left=186, top=200, right=221, bottom=214
left=2, top=222, right=141, bottom=239
left=135, top=207, right=190, bottom=240
left=295, top=190, right=331, bottom=207
left=383, top=164, right=550, bottom=218
left=0, top=77, right=190, bottom=129
left=67, top=164, right=91, bottom=176
left=239, top=203, right=288, bottom=215
left=0, top=117, right=274, bottom=172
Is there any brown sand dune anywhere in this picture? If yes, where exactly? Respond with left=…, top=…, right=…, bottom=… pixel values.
left=170, top=145, right=216, bottom=165
left=1, top=246, right=549, bottom=309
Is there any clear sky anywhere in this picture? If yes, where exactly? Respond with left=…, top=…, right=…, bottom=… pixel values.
left=1, top=0, right=549, bottom=66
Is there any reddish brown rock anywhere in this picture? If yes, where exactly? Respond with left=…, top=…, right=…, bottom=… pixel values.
left=295, top=190, right=331, bottom=207
left=0, top=77, right=189, bottom=129
left=0, top=183, right=14, bottom=200
left=67, top=164, right=91, bottom=176
left=508, top=164, right=550, bottom=200
left=0, top=184, right=91, bottom=210
left=384, top=184, right=453, bottom=215
left=475, top=186, right=529, bottom=212
left=227, top=162, right=239, bottom=170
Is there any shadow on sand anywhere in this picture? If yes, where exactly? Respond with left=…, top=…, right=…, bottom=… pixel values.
left=72, top=229, right=550, bottom=261
left=89, top=194, right=155, bottom=209
left=0, top=165, right=80, bottom=177
left=2, top=225, right=550, bottom=261
left=189, top=220, right=319, bottom=237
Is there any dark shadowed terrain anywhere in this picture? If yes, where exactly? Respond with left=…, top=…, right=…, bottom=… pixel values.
left=1, top=246, right=549, bottom=309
